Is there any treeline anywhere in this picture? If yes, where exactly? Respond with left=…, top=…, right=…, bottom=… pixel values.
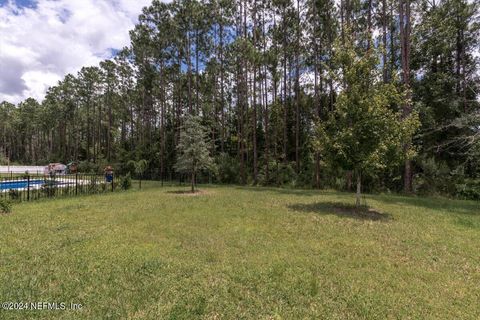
left=0, top=0, right=479, bottom=196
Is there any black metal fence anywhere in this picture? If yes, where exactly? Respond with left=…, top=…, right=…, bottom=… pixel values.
left=0, top=174, right=115, bottom=202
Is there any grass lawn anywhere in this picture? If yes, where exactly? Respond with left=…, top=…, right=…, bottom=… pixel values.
left=0, top=182, right=479, bottom=319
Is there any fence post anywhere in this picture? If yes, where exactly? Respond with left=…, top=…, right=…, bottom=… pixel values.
left=75, top=173, right=78, bottom=195
left=27, top=175, right=30, bottom=201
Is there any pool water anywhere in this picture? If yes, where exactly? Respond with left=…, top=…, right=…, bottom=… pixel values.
left=0, top=180, right=45, bottom=191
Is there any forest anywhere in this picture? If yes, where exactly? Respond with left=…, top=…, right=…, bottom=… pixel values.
left=0, top=0, right=479, bottom=198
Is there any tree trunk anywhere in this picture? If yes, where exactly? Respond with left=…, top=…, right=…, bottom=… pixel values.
left=253, top=0, right=258, bottom=184
left=263, top=7, right=270, bottom=184
left=195, top=29, right=199, bottom=115
left=295, top=0, right=300, bottom=174
left=220, top=15, right=225, bottom=153
left=367, top=0, right=373, bottom=50
left=187, top=31, right=193, bottom=114
left=404, top=152, right=412, bottom=193
left=191, top=171, right=195, bottom=193
left=283, top=6, right=288, bottom=163
left=382, top=0, right=388, bottom=82
left=346, top=171, right=353, bottom=191
left=315, top=153, right=321, bottom=189
left=400, top=0, right=412, bottom=193
left=356, top=171, right=361, bottom=207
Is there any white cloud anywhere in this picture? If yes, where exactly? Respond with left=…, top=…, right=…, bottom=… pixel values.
left=0, top=0, right=152, bottom=104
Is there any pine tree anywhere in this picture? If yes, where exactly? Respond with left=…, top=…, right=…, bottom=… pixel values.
left=174, top=115, right=215, bottom=192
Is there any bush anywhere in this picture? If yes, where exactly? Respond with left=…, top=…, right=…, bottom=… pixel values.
left=0, top=153, right=8, bottom=165
left=8, top=189, right=20, bottom=200
left=88, top=177, right=100, bottom=193
left=119, top=173, right=132, bottom=190
left=78, top=160, right=110, bottom=174
left=216, top=153, right=239, bottom=184
left=0, top=198, right=12, bottom=214
left=456, top=180, right=480, bottom=200
left=77, top=161, right=94, bottom=173
left=41, top=181, right=58, bottom=197
left=414, top=157, right=463, bottom=195
left=277, top=162, right=297, bottom=186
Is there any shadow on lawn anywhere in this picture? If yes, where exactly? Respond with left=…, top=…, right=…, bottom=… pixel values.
left=375, top=194, right=480, bottom=216
left=288, top=202, right=392, bottom=221
left=233, top=185, right=325, bottom=197
left=166, top=190, right=209, bottom=196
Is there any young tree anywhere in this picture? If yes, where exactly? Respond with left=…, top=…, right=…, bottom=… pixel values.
left=175, top=115, right=215, bottom=192
left=315, top=40, right=419, bottom=207
left=128, top=159, right=148, bottom=189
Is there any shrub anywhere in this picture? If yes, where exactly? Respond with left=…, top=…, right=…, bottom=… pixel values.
left=456, top=180, right=480, bottom=200
left=277, top=162, right=297, bottom=186
left=414, top=157, right=464, bottom=196
left=8, top=189, right=20, bottom=200
left=216, top=153, right=239, bottom=184
left=119, top=173, right=132, bottom=190
left=260, top=160, right=297, bottom=186
left=78, top=160, right=104, bottom=174
left=41, top=181, right=58, bottom=197
left=0, top=153, right=8, bottom=165
left=0, top=198, right=12, bottom=214
left=88, top=177, right=100, bottom=193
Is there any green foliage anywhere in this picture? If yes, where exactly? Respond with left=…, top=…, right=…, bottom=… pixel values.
left=119, top=173, right=132, bottom=190
left=0, top=0, right=478, bottom=197
left=276, top=162, right=297, bottom=187
left=175, top=115, right=215, bottom=191
left=8, top=189, right=20, bottom=200
left=215, top=153, right=239, bottom=184
left=88, top=177, right=101, bottom=193
left=127, top=159, right=148, bottom=178
left=316, top=39, right=420, bottom=200
left=1, top=184, right=480, bottom=318
left=415, top=157, right=454, bottom=195
left=0, top=153, right=8, bottom=165
left=0, top=198, right=12, bottom=214
left=41, top=181, right=58, bottom=197
left=456, top=180, right=480, bottom=200
left=78, top=161, right=100, bottom=174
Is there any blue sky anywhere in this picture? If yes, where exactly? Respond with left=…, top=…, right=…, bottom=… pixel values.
left=0, top=0, right=37, bottom=8
left=0, top=0, right=152, bottom=103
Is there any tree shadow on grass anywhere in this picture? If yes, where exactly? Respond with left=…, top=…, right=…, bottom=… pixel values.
left=288, top=202, right=392, bottom=221
left=166, top=190, right=209, bottom=196
left=232, top=185, right=329, bottom=197
left=374, top=194, right=480, bottom=216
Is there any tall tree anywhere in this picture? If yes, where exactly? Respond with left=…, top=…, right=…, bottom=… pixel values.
left=399, top=0, right=413, bottom=193
left=175, top=115, right=215, bottom=192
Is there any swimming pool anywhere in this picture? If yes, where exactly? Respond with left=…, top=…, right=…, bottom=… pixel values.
left=0, top=179, right=45, bottom=191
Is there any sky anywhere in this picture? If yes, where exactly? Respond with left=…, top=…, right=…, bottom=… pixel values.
left=0, top=0, right=152, bottom=104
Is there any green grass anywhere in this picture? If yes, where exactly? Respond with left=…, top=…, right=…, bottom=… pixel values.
left=0, top=182, right=479, bottom=319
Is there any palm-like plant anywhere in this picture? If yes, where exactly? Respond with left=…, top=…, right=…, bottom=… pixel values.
left=128, top=159, right=148, bottom=189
